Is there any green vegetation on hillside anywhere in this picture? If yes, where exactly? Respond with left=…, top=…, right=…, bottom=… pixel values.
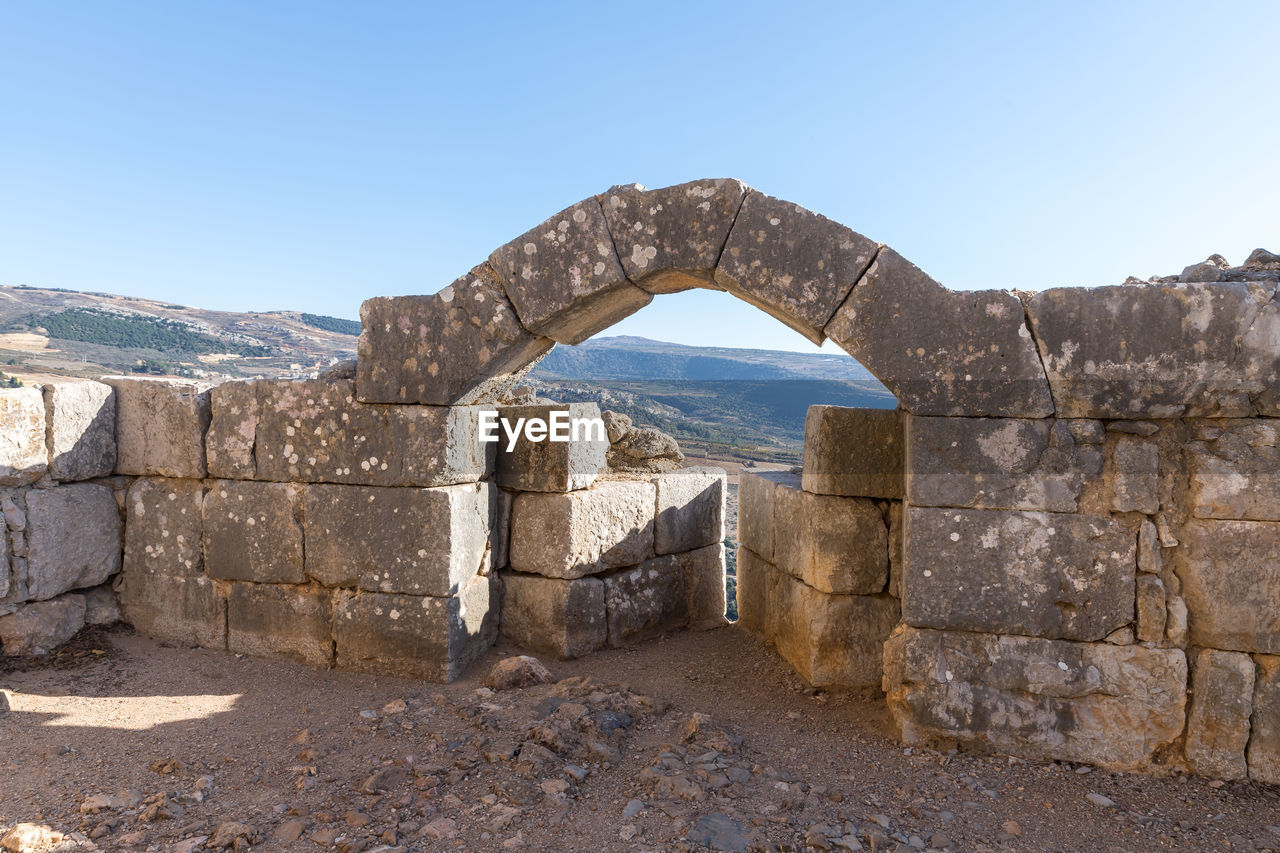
left=300, top=313, right=361, bottom=336
left=34, top=309, right=272, bottom=356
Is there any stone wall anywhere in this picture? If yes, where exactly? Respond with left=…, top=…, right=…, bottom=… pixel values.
left=3, top=178, right=1279, bottom=784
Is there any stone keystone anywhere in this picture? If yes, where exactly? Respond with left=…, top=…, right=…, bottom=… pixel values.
left=489, top=197, right=652, bottom=344
left=825, top=249, right=1053, bottom=417
left=356, top=262, right=554, bottom=405
left=599, top=179, right=747, bottom=293
left=715, top=191, right=878, bottom=344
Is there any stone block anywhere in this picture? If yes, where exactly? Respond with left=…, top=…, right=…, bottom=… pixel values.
left=825, top=249, right=1053, bottom=417
left=599, top=179, right=747, bottom=293
left=883, top=626, right=1188, bottom=770
left=1179, top=519, right=1280, bottom=653
left=653, top=467, right=725, bottom=555
left=82, top=585, right=120, bottom=626
left=205, top=379, right=259, bottom=479
left=733, top=547, right=773, bottom=636
left=887, top=501, right=903, bottom=599
left=0, top=387, right=47, bottom=486
left=117, top=572, right=226, bottom=649
left=0, top=594, right=85, bottom=655
left=124, top=478, right=204, bottom=577
left=304, top=482, right=494, bottom=597
left=43, top=381, right=116, bottom=481
left=905, top=417, right=1102, bottom=512
left=202, top=481, right=305, bottom=583
left=902, top=508, right=1136, bottom=641
left=251, top=379, right=491, bottom=487
left=1111, top=437, right=1160, bottom=513
left=1136, top=574, right=1167, bottom=644
left=772, top=573, right=899, bottom=689
left=1190, top=420, right=1280, bottom=520
left=774, top=482, right=887, bottom=595
left=603, top=555, right=688, bottom=647
left=333, top=574, right=498, bottom=682
left=1185, top=649, right=1255, bottom=780
left=489, top=197, right=652, bottom=344
left=499, top=571, right=606, bottom=659
left=1249, top=655, right=1280, bottom=783
left=228, top=583, right=333, bottom=666
left=25, top=484, right=122, bottom=601
left=714, top=191, right=877, bottom=344
left=508, top=480, right=655, bottom=579
left=106, top=377, right=211, bottom=478
left=679, top=542, right=728, bottom=630
left=493, top=403, right=607, bottom=492
left=738, top=471, right=800, bottom=562
left=1025, top=281, right=1279, bottom=418
left=802, top=406, right=903, bottom=499
left=356, top=262, right=554, bottom=405
left=493, top=488, right=512, bottom=571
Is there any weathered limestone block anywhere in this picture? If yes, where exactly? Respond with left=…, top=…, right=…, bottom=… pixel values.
left=205, top=379, right=259, bottom=479
left=903, top=508, right=1136, bottom=642
left=24, top=484, right=121, bottom=601
left=251, top=379, right=491, bottom=487
left=0, top=387, right=47, bottom=486
left=1166, top=593, right=1189, bottom=647
left=652, top=467, right=725, bottom=555
left=356, top=263, right=554, bottom=405
left=333, top=574, right=498, bottom=682
left=304, top=482, right=494, bottom=597
left=715, top=191, right=877, bottom=344
left=738, top=471, right=800, bottom=562
left=1249, top=655, right=1280, bottom=783
left=494, top=403, right=607, bottom=492
left=733, top=547, right=773, bottom=636
left=603, top=555, right=688, bottom=647
left=679, top=542, right=728, bottom=630
left=883, top=626, right=1188, bottom=770
left=118, top=572, right=225, bottom=649
left=772, top=573, right=899, bottom=688
left=106, top=377, right=211, bottom=478
left=489, top=197, right=652, bottom=344
left=1179, top=519, right=1280, bottom=653
left=599, top=179, right=747, bottom=293
left=1136, top=574, right=1167, bottom=644
left=508, top=480, right=655, bottom=579
left=825, top=249, right=1053, bottom=417
left=124, top=478, right=203, bottom=577
left=228, top=583, right=333, bottom=666
left=802, top=406, right=903, bottom=499
left=774, top=483, right=888, bottom=595
left=1189, top=420, right=1280, bottom=520
left=202, top=481, right=305, bottom=584
left=1185, top=649, right=1255, bottom=780
left=907, top=417, right=1104, bottom=512
left=499, top=571, right=606, bottom=659
left=1111, top=437, right=1160, bottom=514
left=1025, top=281, right=1279, bottom=418
left=0, top=594, right=86, bottom=655
left=82, top=584, right=120, bottom=626
left=43, top=381, right=116, bottom=481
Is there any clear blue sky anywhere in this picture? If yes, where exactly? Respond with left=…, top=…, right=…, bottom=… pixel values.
left=3, top=1, right=1277, bottom=353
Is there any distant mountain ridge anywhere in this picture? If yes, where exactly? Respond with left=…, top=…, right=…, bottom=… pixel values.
left=531, top=335, right=876, bottom=382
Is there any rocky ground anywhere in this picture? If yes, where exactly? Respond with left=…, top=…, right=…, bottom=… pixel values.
left=2, top=626, right=1279, bottom=853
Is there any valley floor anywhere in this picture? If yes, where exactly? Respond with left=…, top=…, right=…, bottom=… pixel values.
left=1, top=627, right=1278, bottom=852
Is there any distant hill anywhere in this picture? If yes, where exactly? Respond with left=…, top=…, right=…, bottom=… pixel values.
left=531, top=335, right=875, bottom=382
left=0, top=285, right=359, bottom=380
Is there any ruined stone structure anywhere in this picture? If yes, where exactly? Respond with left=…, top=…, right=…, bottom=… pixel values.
left=2, top=179, right=1279, bottom=785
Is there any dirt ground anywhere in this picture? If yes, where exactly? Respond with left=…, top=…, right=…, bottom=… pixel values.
left=2, top=626, right=1279, bottom=853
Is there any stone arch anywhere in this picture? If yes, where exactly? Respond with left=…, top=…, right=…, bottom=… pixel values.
left=355, top=179, right=1053, bottom=418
